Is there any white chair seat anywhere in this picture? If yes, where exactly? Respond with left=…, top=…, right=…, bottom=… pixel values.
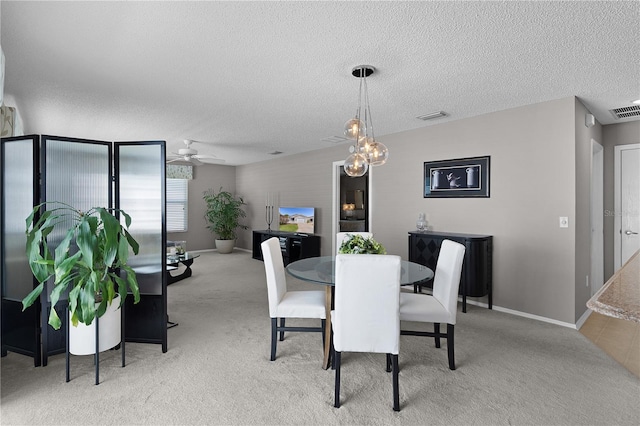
left=399, top=293, right=451, bottom=324
left=276, top=291, right=326, bottom=319
left=399, top=239, right=465, bottom=371
left=261, top=237, right=326, bottom=361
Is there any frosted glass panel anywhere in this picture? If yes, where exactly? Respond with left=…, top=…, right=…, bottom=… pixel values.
left=44, top=138, right=110, bottom=301
left=2, top=138, right=35, bottom=299
left=117, top=144, right=164, bottom=295
left=45, top=139, right=110, bottom=212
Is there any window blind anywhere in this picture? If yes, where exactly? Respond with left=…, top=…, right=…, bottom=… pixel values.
left=167, top=178, right=188, bottom=232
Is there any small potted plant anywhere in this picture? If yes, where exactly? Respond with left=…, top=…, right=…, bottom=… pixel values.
left=21, top=202, right=140, bottom=354
left=203, top=187, right=248, bottom=254
left=338, top=233, right=386, bottom=254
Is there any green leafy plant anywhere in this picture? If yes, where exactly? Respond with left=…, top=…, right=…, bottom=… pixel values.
left=203, top=187, right=248, bottom=240
left=338, top=234, right=386, bottom=254
left=22, top=202, right=140, bottom=330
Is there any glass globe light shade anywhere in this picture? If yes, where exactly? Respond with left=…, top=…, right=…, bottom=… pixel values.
left=344, top=153, right=369, bottom=177
left=357, top=136, right=375, bottom=158
left=344, top=118, right=365, bottom=140
left=367, top=141, right=389, bottom=166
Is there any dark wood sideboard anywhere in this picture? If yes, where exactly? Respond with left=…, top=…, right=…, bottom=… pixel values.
left=252, top=230, right=321, bottom=266
left=408, top=231, right=493, bottom=312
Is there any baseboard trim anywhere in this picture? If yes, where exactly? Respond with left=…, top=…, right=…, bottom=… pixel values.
left=189, top=247, right=252, bottom=254
left=463, top=298, right=577, bottom=329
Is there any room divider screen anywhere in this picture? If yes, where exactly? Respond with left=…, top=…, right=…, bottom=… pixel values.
left=115, top=142, right=167, bottom=352
left=1, top=135, right=41, bottom=365
left=1, top=135, right=167, bottom=366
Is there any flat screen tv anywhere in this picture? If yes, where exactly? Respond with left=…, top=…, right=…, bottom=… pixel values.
left=279, top=207, right=315, bottom=234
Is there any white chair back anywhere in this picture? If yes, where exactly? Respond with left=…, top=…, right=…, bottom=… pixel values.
left=432, top=240, right=466, bottom=325
left=336, top=232, right=374, bottom=252
left=333, top=254, right=401, bottom=354
left=261, top=237, right=287, bottom=318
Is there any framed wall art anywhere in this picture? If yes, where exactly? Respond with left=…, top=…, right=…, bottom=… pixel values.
left=424, top=156, right=490, bottom=198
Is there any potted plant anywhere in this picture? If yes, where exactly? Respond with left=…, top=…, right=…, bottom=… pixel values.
left=21, top=202, right=140, bottom=354
left=203, top=187, right=248, bottom=254
left=338, top=233, right=386, bottom=254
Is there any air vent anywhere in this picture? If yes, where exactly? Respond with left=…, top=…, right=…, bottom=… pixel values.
left=416, top=111, right=447, bottom=121
left=321, top=136, right=349, bottom=144
left=269, top=151, right=283, bottom=155
left=609, top=105, right=640, bottom=119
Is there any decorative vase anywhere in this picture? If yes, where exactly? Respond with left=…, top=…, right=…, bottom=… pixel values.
left=416, top=213, right=427, bottom=231
left=215, top=239, right=235, bottom=254
left=69, top=294, right=121, bottom=356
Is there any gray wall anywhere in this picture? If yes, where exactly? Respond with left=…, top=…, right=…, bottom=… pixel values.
left=574, top=99, right=603, bottom=322
left=237, top=97, right=580, bottom=323
left=227, top=97, right=636, bottom=325
left=235, top=145, right=346, bottom=251
left=602, top=121, right=640, bottom=279
left=168, top=164, right=236, bottom=251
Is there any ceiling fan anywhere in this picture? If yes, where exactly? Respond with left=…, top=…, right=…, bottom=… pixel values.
left=167, top=139, right=225, bottom=166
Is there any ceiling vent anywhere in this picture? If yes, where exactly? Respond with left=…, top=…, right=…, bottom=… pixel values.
left=321, top=136, right=349, bottom=144
left=416, top=111, right=447, bottom=121
left=609, top=105, right=640, bottom=119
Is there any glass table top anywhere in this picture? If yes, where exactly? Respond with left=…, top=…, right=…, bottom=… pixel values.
left=286, top=255, right=433, bottom=286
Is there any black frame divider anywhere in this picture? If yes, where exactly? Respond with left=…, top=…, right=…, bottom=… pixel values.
left=1, top=135, right=168, bottom=367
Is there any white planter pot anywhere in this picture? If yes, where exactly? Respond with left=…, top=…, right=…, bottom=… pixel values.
left=215, top=239, right=235, bottom=254
left=69, top=295, right=121, bottom=356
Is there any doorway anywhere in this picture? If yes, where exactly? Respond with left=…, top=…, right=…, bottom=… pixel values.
left=590, top=140, right=604, bottom=296
left=614, top=143, right=640, bottom=268
left=332, top=160, right=372, bottom=255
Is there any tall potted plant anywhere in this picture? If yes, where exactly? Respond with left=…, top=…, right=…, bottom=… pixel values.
left=21, top=202, right=140, bottom=353
left=203, top=187, right=248, bottom=254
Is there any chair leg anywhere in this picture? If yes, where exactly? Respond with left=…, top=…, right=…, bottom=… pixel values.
left=392, top=354, right=400, bottom=412
left=334, top=351, right=341, bottom=408
left=447, top=324, right=455, bottom=370
left=270, top=318, right=277, bottom=361
left=386, top=353, right=391, bottom=372
left=279, top=318, right=286, bottom=341
left=434, top=323, right=441, bottom=348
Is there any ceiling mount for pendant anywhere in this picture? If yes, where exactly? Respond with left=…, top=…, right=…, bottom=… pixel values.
left=352, top=65, right=375, bottom=78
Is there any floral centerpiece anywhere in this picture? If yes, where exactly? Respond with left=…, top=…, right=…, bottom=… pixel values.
left=338, top=234, right=386, bottom=254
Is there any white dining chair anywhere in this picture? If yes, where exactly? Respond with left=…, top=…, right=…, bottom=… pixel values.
left=400, top=239, right=465, bottom=370
left=261, top=237, right=326, bottom=361
left=332, top=254, right=402, bottom=411
left=335, top=231, right=373, bottom=253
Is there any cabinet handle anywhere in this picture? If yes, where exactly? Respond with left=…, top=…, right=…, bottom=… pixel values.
left=625, top=230, right=639, bottom=235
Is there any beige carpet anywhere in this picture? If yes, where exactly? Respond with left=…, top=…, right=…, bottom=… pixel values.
left=1, top=250, right=639, bottom=425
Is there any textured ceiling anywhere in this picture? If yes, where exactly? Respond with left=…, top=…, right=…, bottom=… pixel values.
left=2, top=1, right=639, bottom=165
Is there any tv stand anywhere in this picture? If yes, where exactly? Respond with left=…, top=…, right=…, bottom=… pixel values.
left=252, top=230, right=321, bottom=266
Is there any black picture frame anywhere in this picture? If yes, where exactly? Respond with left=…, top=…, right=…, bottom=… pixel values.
left=424, top=156, right=490, bottom=198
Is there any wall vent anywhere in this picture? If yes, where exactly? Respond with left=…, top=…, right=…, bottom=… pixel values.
left=416, top=111, right=447, bottom=121
left=609, top=105, right=640, bottom=119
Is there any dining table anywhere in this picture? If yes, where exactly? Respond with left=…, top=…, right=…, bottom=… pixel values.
left=286, top=255, right=434, bottom=369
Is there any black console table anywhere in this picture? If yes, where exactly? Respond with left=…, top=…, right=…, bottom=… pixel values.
left=252, top=230, right=321, bottom=266
left=408, top=231, right=493, bottom=312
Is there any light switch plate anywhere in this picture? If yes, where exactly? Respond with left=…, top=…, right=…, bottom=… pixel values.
left=559, top=216, right=569, bottom=228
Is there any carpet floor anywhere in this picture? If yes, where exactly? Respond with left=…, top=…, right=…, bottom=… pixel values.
left=1, top=250, right=638, bottom=425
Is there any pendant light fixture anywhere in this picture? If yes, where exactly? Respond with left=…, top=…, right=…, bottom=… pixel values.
left=343, top=65, right=389, bottom=177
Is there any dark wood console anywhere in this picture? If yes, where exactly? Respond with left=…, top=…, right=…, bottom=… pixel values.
left=252, top=230, right=321, bottom=266
left=408, top=231, right=493, bottom=312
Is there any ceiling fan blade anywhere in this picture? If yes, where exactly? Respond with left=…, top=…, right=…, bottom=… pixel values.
left=198, top=158, right=226, bottom=164
left=190, top=157, right=204, bottom=166
left=166, top=158, right=183, bottom=164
